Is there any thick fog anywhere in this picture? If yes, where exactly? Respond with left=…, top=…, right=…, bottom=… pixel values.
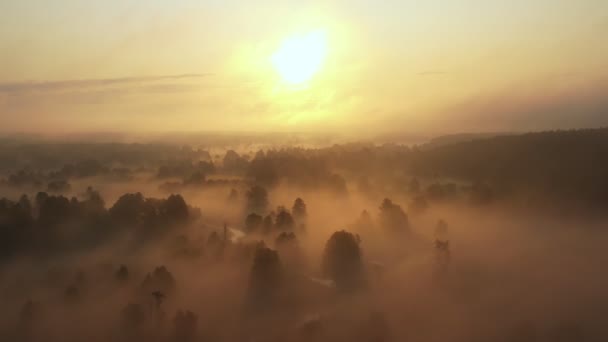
left=1, top=130, right=607, bottom=341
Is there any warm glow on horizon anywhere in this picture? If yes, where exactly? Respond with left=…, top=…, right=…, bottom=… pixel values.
left=271, top=30, right=328, bottom=85
left=1, top=1, right=607, bottom=133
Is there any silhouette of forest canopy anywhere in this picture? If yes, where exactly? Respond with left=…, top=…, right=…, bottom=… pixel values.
left=0, top=128, right=606, bottom=341
left=0, top=190, right=199, bottom=260
left=1, top=128, right=607, bottom=212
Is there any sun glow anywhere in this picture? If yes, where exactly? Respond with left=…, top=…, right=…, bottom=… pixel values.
left=271, top=30, right=328, bottom=85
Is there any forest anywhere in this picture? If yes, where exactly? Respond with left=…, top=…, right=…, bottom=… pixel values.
left=0, top=128, right=607, bottom=341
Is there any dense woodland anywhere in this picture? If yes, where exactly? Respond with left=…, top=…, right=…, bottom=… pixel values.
left=2, top=128, right=606, bottom=210
left=0, top=128, right=607, bottom=341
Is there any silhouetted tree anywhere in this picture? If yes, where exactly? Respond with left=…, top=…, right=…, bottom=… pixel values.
left=378, top=198, right=410, bottom=234
left=152, top=291, right=165, bottom=310
left=275, top=206, right=295, bottom=231
left=248, top=156, right=279, bottom=187
left=292, top=198, right=307, bottom=222
left=18, top=194, right=32, bottom=213
left=275, top=231, right=297, bottom=246
left=37, top=193, right=72, bottom=226
left=0, top=196, right=32, bottom=259
left=141, top=266, right=176, bottom=295
left=35, top=191, right=48, bottom=208
left=247, top=247, right=282, bottom=310
left=246, top=185, right=269, bottom=215
left=245, top=213, right=263, bottom=234
left=163, top=194, right=189, bottom=224
left=83, top=186, right=105, bottom=213
left=275, top=232, right=304, bottom=269
left=115, top=265, right=129, bottom=283
left=223, top=150, right=248, bottom=173
left=197, top=160, right=215, bottom=174
left=110, top=193, right=193, bottom=239
left=109, top=193, right=146, bottom=226
left=322, top=230, right=366, bottom=292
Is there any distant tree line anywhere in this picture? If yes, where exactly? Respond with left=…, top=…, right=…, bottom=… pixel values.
left=0, top=189, right=198, bottom=261
left=2, top=128, right=607, bottom=212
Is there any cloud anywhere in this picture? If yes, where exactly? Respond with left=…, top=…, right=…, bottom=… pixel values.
left=435, top=78, right=608, bottom=131
left=0, top=73, right=211, bottom=93
left=0, top=71, right=272, bottom=133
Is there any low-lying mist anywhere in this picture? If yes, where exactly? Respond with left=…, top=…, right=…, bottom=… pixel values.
left=1, top=130, right=607, bottom=341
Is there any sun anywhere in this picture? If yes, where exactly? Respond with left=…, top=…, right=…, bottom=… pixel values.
left=271, top=30, right=328, bottom=85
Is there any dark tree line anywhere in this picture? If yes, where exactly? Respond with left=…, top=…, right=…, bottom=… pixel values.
left=244, top=191, right=307, bottom=235
left=3, top=128, right=607, bottom=217
left=0, top=190, right=198, bottom=261
left=410, top=128, right=608, bottom=210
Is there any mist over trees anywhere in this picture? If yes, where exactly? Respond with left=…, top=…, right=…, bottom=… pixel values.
left=378, top=198, right=410, bottom=234
left=247, top=246, right=283, bottom=311
left=322, top=230, right=366, bottom=292
left=0, top=190, right=198, bottom=260
left=246, top=185, right=269, bottom=215
left=0, top=128, right=607, bottom=341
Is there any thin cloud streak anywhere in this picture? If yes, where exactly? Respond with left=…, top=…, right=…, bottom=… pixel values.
left=435, top=78, right=608, bottom=131
left=0, top=73, right=212, bottom=93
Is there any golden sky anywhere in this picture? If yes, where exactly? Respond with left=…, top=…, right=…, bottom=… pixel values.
left=1, top=1, right=607, bottom=134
